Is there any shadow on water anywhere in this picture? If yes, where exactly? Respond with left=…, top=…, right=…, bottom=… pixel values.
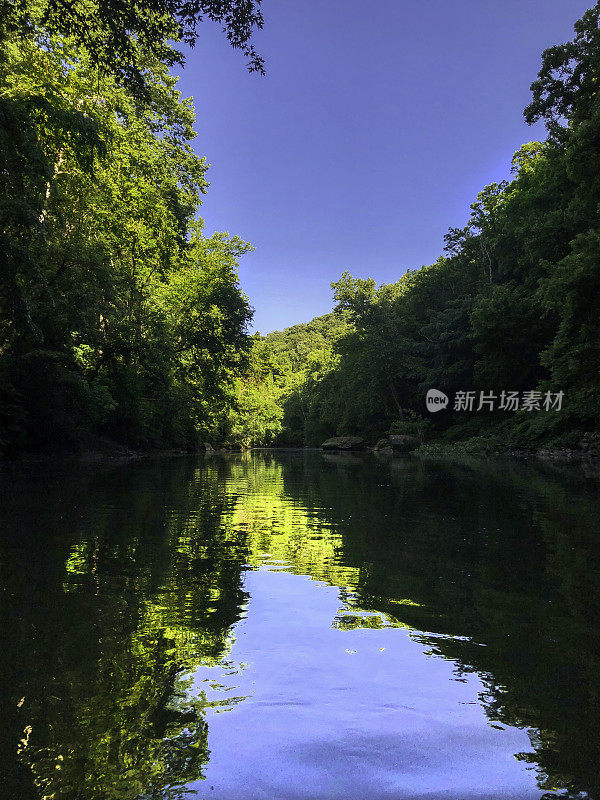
left=0, top=452, right=599, bottom=799
left=0, top=458, right=250, bottom=799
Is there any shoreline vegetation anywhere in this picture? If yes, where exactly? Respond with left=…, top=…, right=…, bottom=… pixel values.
left=5, top=436, right=599, bottom=469
left=1, top=4, right=600, bottom=462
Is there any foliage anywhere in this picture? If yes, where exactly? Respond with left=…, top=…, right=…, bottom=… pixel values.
left=389, top=413, right=432, bottom=441
left=228, top=313, right=351, bottom=447
left=3, top=0, right=265, bottom=97
left=0, top=14, right=252, bottom=453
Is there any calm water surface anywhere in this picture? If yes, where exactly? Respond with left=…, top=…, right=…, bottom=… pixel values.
left=1, top=452, right=599, bottom=799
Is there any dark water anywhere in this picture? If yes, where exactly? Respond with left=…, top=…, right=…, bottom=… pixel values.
left=1, top=452, right=599, bottom=800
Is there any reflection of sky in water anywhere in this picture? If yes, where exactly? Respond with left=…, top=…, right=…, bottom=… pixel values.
left=160, top=457, right=595, bottom=799
left=189, top=567, right=540, bottom=800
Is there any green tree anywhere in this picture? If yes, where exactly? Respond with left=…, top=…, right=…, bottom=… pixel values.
left=0, top=18, right=252, bottom=453
left=3, top=0, right=265, bottom=95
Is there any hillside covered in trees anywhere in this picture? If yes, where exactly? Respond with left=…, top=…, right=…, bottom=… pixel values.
left=230, top=4, right=600, bottom=453
left=229, top=313, right=350, bottom=447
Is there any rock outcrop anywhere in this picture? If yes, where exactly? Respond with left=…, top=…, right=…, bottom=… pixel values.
left=321, top=436, right=365, bottom=451
left=322, top=433, right=420, bottom=453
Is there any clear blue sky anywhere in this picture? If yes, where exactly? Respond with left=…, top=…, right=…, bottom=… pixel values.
left=175, top=0, right=591, bottom=334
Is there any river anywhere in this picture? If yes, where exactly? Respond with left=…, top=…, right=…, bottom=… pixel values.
left=1, top=451, right=599, bottom=799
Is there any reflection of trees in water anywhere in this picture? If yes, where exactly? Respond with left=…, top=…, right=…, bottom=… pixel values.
left=201, top=451, right=600, bottom=798
left=224, top=455, right=360, bottom=588
left=2, top=453, right=599, bottom=800
left=189, top=451, right=600, bottom=799
left=275, top=453, right=600, bottom=800
left=0, top=458, right=250, bottom=800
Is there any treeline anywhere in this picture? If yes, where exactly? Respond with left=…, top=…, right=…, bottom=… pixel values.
left=234, top=3, right=600, bottom=452
left=230, top=313, right=350, bottom=446
left=0, top=1, right=263, bottom=455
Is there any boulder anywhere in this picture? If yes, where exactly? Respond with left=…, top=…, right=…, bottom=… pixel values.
left=389, top=434, right=420, bottom=453
left=321, top=436, right=365, bottom=451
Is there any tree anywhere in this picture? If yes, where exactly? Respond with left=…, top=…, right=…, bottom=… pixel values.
left=0, top=16, right=252, bottom=452
left=3, top=0, right=265, bottom=97
left=525, top=3, right=600, bottom=133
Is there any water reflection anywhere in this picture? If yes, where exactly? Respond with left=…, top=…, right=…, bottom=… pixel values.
left=0, top=453, right=599, bottom=799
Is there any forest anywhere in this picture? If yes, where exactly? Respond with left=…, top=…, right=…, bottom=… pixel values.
left=0, top=0, right=262, bottom=455
left=1, top=1, right=600, bottom=456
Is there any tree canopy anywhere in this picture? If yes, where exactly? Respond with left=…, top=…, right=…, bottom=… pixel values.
left=0, top=0, right=254, bottom=454
left=3, top=0, right=265, bottom=96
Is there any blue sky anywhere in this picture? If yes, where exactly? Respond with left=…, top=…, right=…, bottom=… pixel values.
left=175, top=0, right=590, bottom=334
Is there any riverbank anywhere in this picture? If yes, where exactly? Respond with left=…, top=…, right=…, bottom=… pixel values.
left=3, top=431, right=600, bottom=469
left=413, top=430, right=600, bottom=464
